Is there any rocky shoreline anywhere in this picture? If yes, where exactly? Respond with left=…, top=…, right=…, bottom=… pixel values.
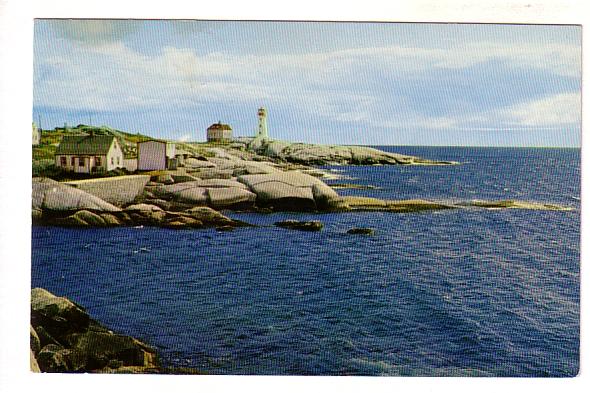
left=31, top=143, right=572, bottom=230
left=31, top=288, right=163, bottom=373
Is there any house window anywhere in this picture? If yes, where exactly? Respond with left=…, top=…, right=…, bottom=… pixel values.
left=117, top=157, right=120, bottom=165
left=60, top=156, right=66, bottom=166
left=95, top=157, right=101, bottom=166
left=111, top=157, right=114, bottom=165
left=79, top=157, right=85, bottom=167
left=71, top=157, right=75, bottom=166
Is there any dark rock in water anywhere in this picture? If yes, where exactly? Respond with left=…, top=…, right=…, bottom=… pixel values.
left=275, top=220, right=323, bottom=231
left=347, top=228, right=375, bottom=235
left=216, top=225, right=235, bottom=232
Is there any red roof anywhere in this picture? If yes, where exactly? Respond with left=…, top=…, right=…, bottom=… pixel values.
left=207, top=122, right=232, bottom=131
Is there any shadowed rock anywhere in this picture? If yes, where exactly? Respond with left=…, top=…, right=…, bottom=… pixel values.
left=30, top=288, right=161, bottom=373
left=31, top=288, right=90, bottom=338
left=275, top=220, right=323, bottom=231
left=347, top=228, right=375, bottom=235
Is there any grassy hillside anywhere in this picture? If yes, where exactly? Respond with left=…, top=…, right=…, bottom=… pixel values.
left=32, top=125, right=155, bottom=160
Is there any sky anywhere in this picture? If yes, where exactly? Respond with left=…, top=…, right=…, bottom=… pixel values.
left=32, top=20, right=582, bottom=146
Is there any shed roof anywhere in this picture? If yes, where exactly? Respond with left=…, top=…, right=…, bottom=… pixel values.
left=55, top=135, right=116, bottom=155
left=207, top=122, right=232, bottom=131
left=137, top=139, right=167, bottom=145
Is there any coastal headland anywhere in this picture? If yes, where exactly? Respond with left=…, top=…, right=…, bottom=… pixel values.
left=32, top=133, right=572, bottom=230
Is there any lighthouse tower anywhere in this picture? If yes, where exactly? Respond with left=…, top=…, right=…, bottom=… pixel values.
left=256, top=107, right=268, bottom=140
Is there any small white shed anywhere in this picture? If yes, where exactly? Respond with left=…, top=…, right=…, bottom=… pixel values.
left=137, top=140, right=167, bottom=171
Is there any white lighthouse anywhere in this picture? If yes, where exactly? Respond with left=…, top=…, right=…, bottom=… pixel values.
left=256, top=107, right=268, bottom=140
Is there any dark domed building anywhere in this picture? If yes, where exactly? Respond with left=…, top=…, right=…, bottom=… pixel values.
left=206, top=122, right=233, bottom=143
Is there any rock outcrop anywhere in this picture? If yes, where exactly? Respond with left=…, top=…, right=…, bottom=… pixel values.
left=238, top=171, right=341, bottom=211
left=30, top=288, right=160, bottom=373
left=458, top=200, right=574, bottom=211
left=32, top=179, right=247, bottom=229
left=33, top=178, right=121, bottom=213
left=63, top=175, right=151, bottom=206
left=239, top=139, right=458, bottom=166
left=347, top=227, right=375, bottom=235
left=153, top=180, right=257, bottom=209
left=340, top=196, right=455, bottom=212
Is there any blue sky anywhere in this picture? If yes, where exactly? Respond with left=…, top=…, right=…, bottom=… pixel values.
left=33, top=20, right=581, bottom=146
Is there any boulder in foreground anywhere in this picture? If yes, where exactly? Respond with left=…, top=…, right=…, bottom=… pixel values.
left=30, top=288, right=160, bottom=373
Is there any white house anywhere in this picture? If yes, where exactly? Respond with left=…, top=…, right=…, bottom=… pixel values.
left=55, top=135, right=124, bottom=173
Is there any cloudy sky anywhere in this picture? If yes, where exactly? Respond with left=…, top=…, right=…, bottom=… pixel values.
left=33, top=20, right=581, bottom=146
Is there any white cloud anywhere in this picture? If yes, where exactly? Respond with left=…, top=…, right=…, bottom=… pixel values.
left=34, top=35, right=581, bottom=134
left=503, top=93, right=581, bottom=126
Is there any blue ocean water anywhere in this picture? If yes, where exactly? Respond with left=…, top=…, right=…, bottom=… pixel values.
left=31, top=147, right=580, bottom=376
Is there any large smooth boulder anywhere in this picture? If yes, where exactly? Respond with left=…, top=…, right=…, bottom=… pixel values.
left=207, top=187, right=257, bottom=209
left=155, top=180, right=255, bottom=209
left=64, top=175, right=151, bottom=206
left=33, top=178, right=121, bottom=212
left=231, top=161, right=278, bottom=176
left=238, top=171, right=340, bottom=211
left=154, top=182, right=209, bottom=205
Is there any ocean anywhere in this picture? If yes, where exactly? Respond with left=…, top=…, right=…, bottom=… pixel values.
left=31, top=147, right=580, bottom=376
